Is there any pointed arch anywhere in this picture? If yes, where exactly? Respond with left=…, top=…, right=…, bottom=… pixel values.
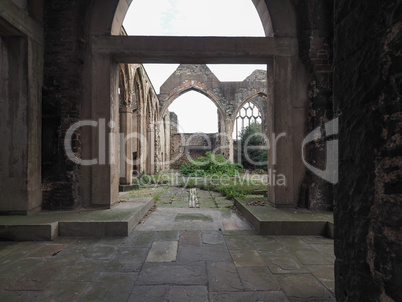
left=233, top=92, right=267, bottom=140
left=160, top=81, right=225, bottom=120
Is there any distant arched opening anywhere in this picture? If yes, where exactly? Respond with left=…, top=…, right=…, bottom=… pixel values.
left=168, top=91, right=219, bottom=134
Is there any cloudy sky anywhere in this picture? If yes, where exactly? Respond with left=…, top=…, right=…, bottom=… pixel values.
left=123, top=0, right=266, bottom=133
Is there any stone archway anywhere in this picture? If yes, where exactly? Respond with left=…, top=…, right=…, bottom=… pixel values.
left=83, top=0, right=307, bottom=209
left=158, top=65, right=269, bottom=163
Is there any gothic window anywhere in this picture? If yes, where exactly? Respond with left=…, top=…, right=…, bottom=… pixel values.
left=234, top=101, right=263, bottom=140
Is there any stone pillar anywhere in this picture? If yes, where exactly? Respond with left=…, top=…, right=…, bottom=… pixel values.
left=136, top=111, right=145, bottom=174
left=226, top=118, right=235, bottom=163
left=147, top=124, right=155, bottom=174
left=0, top=36, right=43, bottom=214
left=119, top=107, right=133, bottom=185
left=266, top=55, right=307, bottom=208
left=82, top=54, right=119, bottom=208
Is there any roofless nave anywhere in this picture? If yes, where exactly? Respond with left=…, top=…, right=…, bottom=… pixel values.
left=0, top=1, right=400, bottom=300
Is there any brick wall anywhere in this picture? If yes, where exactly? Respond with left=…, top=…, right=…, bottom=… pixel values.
left=297, top=0, right=334, bottom=210
left=170, top=133, right=218, bottom=168
left=334, top=1, right=402, bottom=300
left=42, top=0, right=90, bottom=209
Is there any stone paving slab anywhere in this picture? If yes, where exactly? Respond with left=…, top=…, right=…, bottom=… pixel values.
left=80, top=272, right=138, bottom=301
left=6, top=264, right=61, bottom=291
left=202, top=231, right=225, bottom=245
left=26, top=244, right=68, bottom=258
left=179, top=231, right=202, bottom=246
left=210, top=291, right=290, bottom=302
left=0, top=189, right=336, bottom=302
left=129, top=285, right=209, bottom=302
left=39, top=280, right=90, bottom=302
left=207, top=262, right=243, bottom=292
left=136, top=262, right=208, bottom=286
left=308, top=265, right=335, bottom=294
left=177, top=245, right=233, bottom=263
left=0, top=231, right=336, bottom=301
left=145, top=241, right=178, bottom=263
left=230, top=249, right=267, bottom=268
left=224, top=235, right=255, bottom=249
left=276, top=274, right=336, bottom=301
left=237, top=267, right=281, bottom=291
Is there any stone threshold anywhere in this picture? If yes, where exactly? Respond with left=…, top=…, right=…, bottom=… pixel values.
left=119, top=184, right=140, bottom=192
left=0, top=198, right=154, bottom=241
left=234, top=197, right=334, bottom=238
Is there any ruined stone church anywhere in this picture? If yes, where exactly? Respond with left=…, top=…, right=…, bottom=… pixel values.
left=0, top=0, right=401, bottom=300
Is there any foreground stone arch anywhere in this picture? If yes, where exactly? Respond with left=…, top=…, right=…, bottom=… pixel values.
left=82, top=0, right=307, bottom=210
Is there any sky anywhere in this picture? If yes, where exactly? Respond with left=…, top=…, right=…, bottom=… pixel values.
left=123, top=0, right=267, bottom=133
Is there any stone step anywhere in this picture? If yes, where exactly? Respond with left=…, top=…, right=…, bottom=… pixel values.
left=0, top=198, right=154, bottom=241
left=234, top=198, right=334, bottom=238
left=0, top=223, right=58, bottom=241
left=119, top=184, right=140, bottom=192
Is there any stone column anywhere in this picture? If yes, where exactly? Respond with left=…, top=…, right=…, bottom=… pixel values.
left=119, top=106, right=133, bottom=185
left=266, top=55, right=307, bottom=208
left=84, top=54, right=119, bottom=208
left=226, top=117, right=235, bottom=163
left=146, top=124, right=155, bottom=175
left=0, top=36, right=43, bottom=214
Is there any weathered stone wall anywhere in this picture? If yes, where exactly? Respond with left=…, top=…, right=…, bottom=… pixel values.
left=159, top=64, right=268, bottom=136
left=170, top=133, right=218, bottom=169
left=334, top=1, right=402, bottom=300
left=42, top=0, right=90, bottom=209
left=170, top=112, right=178, bottom=134
left=0, top=0, right=44, bottom=214
left=297, top=0, right=334, bottom=210
left=159, top=64, right=268, bottom=166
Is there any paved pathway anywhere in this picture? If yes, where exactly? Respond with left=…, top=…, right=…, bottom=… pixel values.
left=0, top=187, right=336, bottom=301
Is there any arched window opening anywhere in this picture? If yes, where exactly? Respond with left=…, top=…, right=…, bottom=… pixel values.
left=168, top=91, right=219, bottom=134
left=233, top=101, right=266, bottom=170
left=233, top=101, right=263, bottom=141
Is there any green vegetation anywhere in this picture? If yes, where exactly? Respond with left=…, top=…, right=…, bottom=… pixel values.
left=129, top=186, right=166, bottom=199
left=180, top=152, right=244, bottom=177
left=240, top=122, right=268, bottom=170
left=153, top=186, right=169, bottom=201
left=187, top=177, right=267, bottom=200
left=178, top=179, right=197, bottom=188
left=134, top=172, right=171, bottom=186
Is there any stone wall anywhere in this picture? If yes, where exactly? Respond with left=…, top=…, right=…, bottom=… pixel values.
left=334, top=1, right=402, bottom=300
left=42, top=0, right=90, bottom=209
left=297, top=0, right=334, bottom=210
left=170, top=133, right=218, bottom=169
left=159, top=64, right=268, bottom=136
left=0, top=0, right=44, bottom=214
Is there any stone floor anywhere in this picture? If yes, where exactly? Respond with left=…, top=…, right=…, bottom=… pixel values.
left=0, top=187, right=336, bottom=301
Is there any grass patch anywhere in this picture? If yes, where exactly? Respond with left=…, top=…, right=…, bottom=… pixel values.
left=178, top=179, right=197, bottom=188
left=180, top=176, right=267, bottom=200
left=133, top=172, right=174, bottom=186
left=129, top=187, right=167, bottom=199
left=180, top=152, right=244, bottom=177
